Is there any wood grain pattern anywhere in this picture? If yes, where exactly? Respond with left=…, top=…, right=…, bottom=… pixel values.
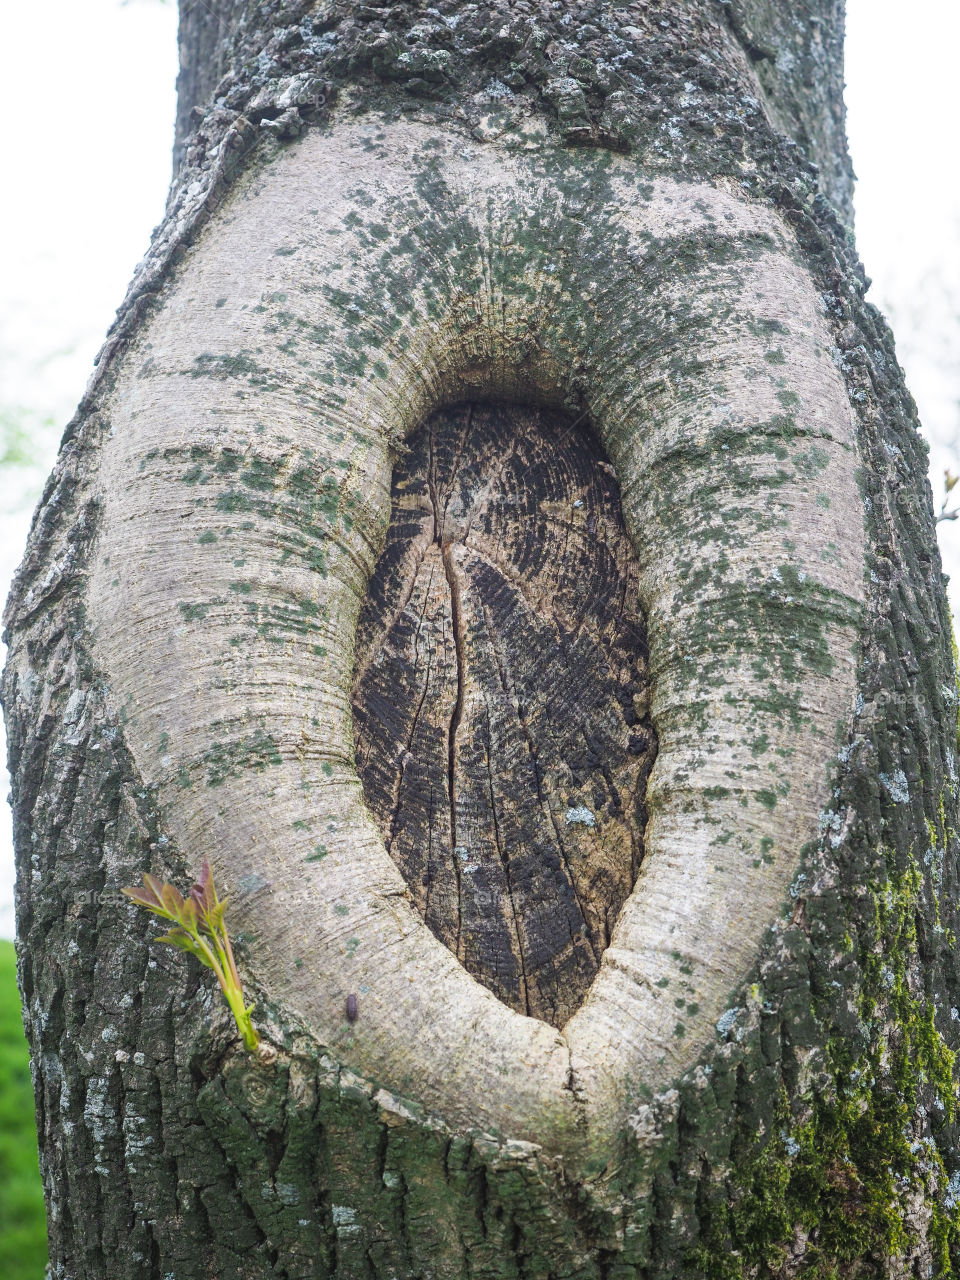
left=353, top=402, right=656, bottom=1027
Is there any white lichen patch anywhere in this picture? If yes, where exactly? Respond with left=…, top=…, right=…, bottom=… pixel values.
left=564, top=806, right=596, bottom=828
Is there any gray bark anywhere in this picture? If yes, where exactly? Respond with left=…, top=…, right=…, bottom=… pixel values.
left=4, top=2, right=959, bottom=1277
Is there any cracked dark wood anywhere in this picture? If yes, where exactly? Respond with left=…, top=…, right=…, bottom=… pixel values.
left=352, top=402, right=657, bottom=1028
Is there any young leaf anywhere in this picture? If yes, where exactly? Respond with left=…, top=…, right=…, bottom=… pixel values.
left=121, top=873, right=169, bottom=915
left=155, top=930, right=200, bottom=955
left=190, top=859, right=217, bottom=916
left=161, top=883, right=185, bottom=917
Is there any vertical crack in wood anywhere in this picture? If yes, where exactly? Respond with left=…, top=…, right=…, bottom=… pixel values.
left=441, top=539, right=468, bottom=963
left=385, top=610, right=435, bottom=859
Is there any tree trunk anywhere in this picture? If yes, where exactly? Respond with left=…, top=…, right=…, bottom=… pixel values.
left=4, top=1, right=959, bottom=1276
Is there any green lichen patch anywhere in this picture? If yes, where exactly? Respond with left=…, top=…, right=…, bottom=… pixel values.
left=178, top=600, right=216, bottom=622
left=200, top=726, right=284, bottom=787
left=190, top=352, right=280, bottom=388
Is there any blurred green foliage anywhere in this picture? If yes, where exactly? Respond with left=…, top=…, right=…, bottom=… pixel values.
left=0, top=940, right=47, bottom=1278
left=0, top=406, right=58, bottom=512
left=0, top=408, right=49, bottom=470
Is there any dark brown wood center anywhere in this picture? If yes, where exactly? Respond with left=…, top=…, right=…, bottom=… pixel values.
left=352, top=402, right=656, bottom=1028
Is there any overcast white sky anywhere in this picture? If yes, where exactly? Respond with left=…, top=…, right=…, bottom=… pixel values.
left=0, top=0, right=958, bottom=936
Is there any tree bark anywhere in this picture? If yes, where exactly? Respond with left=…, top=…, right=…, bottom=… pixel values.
left=4, top=1, right=959, bottom=1276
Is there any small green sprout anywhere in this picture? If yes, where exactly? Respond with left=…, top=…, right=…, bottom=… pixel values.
left=122, top=860, right=260, bottom=1053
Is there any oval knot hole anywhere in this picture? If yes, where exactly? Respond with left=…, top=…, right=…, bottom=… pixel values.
left=352, top=402, right=656, bottom=1028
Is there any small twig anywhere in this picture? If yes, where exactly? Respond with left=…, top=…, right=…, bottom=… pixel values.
left=938, top=469, right=960, bottom=524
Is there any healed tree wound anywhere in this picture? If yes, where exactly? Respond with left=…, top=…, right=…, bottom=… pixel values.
left=353, top=402, right=656, bottom=1028
left=71, top=122, right=866, bottom=1162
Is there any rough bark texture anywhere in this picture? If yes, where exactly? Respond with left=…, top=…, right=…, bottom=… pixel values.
left=4, top=2, right=959, bottom=1278
left=715, top=0, right=851, bottom=222
left=175, top=0, right=248, bottom=174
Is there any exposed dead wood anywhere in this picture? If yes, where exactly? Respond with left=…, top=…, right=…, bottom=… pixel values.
left=353, top=402, right=656, bottom=1027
